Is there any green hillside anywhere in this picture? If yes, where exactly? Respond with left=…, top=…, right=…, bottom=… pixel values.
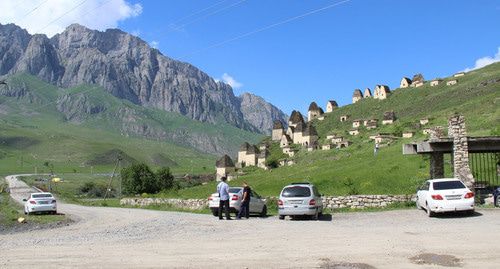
left=0, top=74, right=262, bottom=175
left=159, top=63, right=500, bottom=198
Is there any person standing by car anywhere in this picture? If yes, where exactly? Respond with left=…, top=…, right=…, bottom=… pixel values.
left=217, top=176, right=231, bottom=220
left=237, top=182, right=252, bottom=219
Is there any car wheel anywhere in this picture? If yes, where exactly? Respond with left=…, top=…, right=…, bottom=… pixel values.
left=279, top=215, right=285, bottom=220
left=260, top=205, right=267, bottom=217
left=426, top=203, right=435, bottom=218
left=312, top=210, right=319, bottom=220
left=416, top=200, right=422, bottom=210
left=211, top=209, right=218, bottom=217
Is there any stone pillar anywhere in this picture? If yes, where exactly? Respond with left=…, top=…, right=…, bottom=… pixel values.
left=448, top=115, right=474, bottom=189
left=430, top=153, right=444, bottom=179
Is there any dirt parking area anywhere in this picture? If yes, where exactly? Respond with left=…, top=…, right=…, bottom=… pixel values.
left=1, top=175, right=499, bottom=268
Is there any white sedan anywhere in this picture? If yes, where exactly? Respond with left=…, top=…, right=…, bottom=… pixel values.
left=23, top=192, right=57, bottom=215
left=416, top=178, right=475, bottom=217
left=208, top=187, right=267, bottom=217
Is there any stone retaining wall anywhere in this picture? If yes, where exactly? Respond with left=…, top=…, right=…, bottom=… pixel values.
left=120, top=198, right=208, bottom=210
left=120, top=194, right=416, bottom=211
left=322, top=194, right=416, bottom=209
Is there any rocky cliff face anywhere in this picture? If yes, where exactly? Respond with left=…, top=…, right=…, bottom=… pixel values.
left=0, top=23, right=286, bottom=134
left=239, top=93, right=288, bottom=132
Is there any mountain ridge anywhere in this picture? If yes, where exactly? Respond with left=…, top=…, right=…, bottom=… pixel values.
left=0, top=22, right=287, bottom=134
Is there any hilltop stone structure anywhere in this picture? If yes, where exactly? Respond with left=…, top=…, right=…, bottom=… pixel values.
left=280, top=134, right=293, bottom=148
left=430, top=79, right=442, bottom=87
left=402, top=131, right=415, bottom=138
left=363, top=88, right=372, bottom=98
left=382, top=111, right=396, bottom=125
left=301, top=123, right=319, bottom=148
left=308, top=102, right=323, bottom=121
left=352, top=120, right=362, bottom=128
left=352, top=89, right=363, bottom=103
left=373, top=85, right=390, bottom=100
left=326, top=100, right=338, bottom=113
left=272, top=120, right=285, bottom=141
left=410, top=74, right=425, bottom=87
left=237, top=143, right=260, bottom=167
left=447, top=79, right=458, bottom=86
left=420, top=118, right=429, bottom=125
left=216, top=155, right=235, bottom=180
left=400, top=77, right=412, bottom=88
left=454, top=72, right=465, bottom=77
left=349, top=129, right=359, bottom=136
left=340, top=115, right=349, bottom=122
left=288, top=110, right=305, bottom=127
left=257, top=149, right=269, bottom=169
left=366, top=119, right=378, bottom=129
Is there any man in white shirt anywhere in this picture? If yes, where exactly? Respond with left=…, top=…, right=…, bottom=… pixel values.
left=217, top=176, right=231, bottom=220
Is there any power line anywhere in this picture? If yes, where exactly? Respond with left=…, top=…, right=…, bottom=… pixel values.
left=179, top=0, right=352, bottom=59
left=170, top=0, right=230, bottom=26
left=169, top=0, right=248, bottom=32
left=35, top=0, right=89, bottom=34
left=2, top=0, right=352, bottom=119
left=17, top=0, right=50, bottom=23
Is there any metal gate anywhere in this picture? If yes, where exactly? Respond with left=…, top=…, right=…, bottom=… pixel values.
left=469, top=153, right=500, bottom=188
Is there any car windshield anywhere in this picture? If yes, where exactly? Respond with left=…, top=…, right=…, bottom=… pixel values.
left=32, top=194, right=53, bottom=198
left=433, top=181, right=466, bottom=190
left=282, top=186, right=311, bottom=197
left=229, top=188, right=242, bottom=193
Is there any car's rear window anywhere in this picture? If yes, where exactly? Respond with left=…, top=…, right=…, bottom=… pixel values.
left=282, top=186, right=311, bottom=197
left=229, top=188, right=242, bottom=193
left=32, top=194, right=53, bottom=198
left=433, top=181, right=466, bottom=190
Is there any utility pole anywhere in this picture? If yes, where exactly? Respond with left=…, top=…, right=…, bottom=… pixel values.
left=104, top=157, right=121, bottom=201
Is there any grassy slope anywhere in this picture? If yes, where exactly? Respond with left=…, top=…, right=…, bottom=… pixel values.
left=158, top=63, right=500, bottom=199
left=0, top=74, right=261, bottom=175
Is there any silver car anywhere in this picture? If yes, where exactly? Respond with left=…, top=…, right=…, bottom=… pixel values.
left=208, top=187, right=267, bottom=217
left=278, top=183, right=323, bottom=220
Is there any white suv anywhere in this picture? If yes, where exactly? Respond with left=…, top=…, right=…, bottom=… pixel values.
left=278, top=183, right=323, bottom=220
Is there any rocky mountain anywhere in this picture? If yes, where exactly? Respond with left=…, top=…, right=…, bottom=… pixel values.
left=239, top=93, right=288, bottom=132
left=0, top=23, right=287, bottom=134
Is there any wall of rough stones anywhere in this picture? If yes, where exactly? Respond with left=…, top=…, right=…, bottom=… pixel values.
left=120, top=198, right=208, bottom=210
left=120, top=194, right=417, bottom=210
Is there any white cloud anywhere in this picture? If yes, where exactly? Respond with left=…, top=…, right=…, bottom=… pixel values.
left=220, top=73, right=243, bottom=89
left=150, top=40, right=159, bottom=49
left=0, top=0, right=142, bottom=37
left=464, top=47, right=500, bottom=72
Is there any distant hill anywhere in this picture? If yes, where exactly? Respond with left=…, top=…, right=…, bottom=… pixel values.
left=162, top=62, right=500, bottom=198
left=0, top=23, right=287, bottom=133
left=0, top=73, right=264, bottom=174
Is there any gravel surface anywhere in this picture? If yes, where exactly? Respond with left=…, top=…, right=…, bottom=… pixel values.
left=1, top=175, right=500, bottom=268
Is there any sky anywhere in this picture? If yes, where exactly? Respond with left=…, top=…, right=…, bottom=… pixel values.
left=1, top=0, right=500, bottom=115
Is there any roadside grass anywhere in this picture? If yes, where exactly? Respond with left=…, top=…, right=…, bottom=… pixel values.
left=0, top=191, right=66, bottom=227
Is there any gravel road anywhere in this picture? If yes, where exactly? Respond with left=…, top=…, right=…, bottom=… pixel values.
left=1, top=175, right=499, bottom=269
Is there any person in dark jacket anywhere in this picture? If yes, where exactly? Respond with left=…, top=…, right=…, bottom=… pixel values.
left=237, top=181, right=251, bottom=219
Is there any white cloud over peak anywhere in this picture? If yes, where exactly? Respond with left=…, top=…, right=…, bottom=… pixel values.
left=464, top=47, right=500, bottom=72
left=0, top=0, right=142, bottom=37
left=220, top=73, right=243, bottom=89
left=150, top=40, right=159, bottom=49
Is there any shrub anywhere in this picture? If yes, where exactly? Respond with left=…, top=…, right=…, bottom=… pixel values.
left=121, top=163, right=175, bottom=195
left=79, top=181, right=112, bottom=198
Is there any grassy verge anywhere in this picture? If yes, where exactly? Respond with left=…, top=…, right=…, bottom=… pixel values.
left=0, top=192, right=66, bottom=228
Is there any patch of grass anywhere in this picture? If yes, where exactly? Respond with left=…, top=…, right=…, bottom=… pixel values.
left=0, top=192, right=65, bottom=227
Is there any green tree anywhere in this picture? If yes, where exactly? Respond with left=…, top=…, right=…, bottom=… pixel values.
left=121, top=163, right=155, bottom=195
left=121, top=164, right=175, bottom=195
left=156, top=167, right=174, bottom=190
